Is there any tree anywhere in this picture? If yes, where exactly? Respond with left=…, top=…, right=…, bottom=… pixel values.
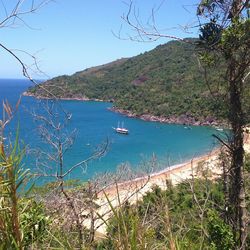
left=0, top=0, right=57, bottom=99
left=31, top=101, right=108, bottom=248
left=0, top=0, right=51, bottom=80
left=197, top=1, right=250, bottom=248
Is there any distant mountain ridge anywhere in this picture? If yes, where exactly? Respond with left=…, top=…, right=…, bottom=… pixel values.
left=28, top=38, right=250, bottom=126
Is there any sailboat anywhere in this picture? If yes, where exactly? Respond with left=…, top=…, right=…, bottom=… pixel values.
left=113, top=122, right=129, bottom=135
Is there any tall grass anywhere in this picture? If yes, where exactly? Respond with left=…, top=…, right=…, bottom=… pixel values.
left=0, top=101, right=48, bottom=249
left=0, top=128, right=28, bottom=248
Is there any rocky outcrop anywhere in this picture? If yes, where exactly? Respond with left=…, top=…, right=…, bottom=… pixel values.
left=109, top=107, right=226, bottom=127
left=23, top=92, right=227, bottom=127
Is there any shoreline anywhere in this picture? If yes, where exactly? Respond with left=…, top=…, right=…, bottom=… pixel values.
left=93, top=146, right=223, bottom=235
left=94, top=133, right=250, bottom=235
left=99, top=129, right=250, bottom=199
left=109, top=106, right=227, bottom=127
left=100, top=146, right=222, bottom=197
left=22, top=91, right=106, bottom=102
left=23, top=91, right=227, bottom=127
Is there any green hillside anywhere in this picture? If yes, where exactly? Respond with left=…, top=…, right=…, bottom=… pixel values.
left=29, top=38, right=250, bottom=125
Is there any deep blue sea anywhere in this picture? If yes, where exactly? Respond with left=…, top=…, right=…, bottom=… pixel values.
left=0, top=79, right=221, bottom=184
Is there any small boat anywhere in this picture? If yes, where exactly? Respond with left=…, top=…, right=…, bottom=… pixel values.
left=215, top=127, right=224, bottom=131
left=113, top=122, right=129, bottom=135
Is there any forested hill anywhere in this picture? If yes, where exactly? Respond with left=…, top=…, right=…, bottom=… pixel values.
left=28, top=38, right=250, bottom=125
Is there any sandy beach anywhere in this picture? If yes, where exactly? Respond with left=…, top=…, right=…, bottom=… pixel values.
left=92, top=148, right=221, bottom=235
left=87, top=129, right=250, bottom=236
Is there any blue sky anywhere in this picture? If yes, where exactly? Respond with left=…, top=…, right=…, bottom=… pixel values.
left=0, top=0, right=199, bottom=79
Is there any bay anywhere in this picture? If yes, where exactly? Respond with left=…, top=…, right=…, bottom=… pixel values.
left=0, top=79, right=220, bottom=184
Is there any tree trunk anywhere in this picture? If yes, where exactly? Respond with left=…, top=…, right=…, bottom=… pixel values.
left=228, top=60, right=247, bottom=249
left=88, top=182, right=95, bottom=245
left=221, top=151, right=230, bottom=224
left=58, top=141, right=83, bottom=249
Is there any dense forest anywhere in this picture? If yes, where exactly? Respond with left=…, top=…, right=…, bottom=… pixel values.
left=29, top=38, right=250, bottom=125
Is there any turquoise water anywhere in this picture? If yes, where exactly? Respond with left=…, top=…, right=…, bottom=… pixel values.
left=0, top=79, right=221, bottom=184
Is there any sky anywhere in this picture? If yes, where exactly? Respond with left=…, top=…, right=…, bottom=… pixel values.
left=0, top=0, right=199, bottom=79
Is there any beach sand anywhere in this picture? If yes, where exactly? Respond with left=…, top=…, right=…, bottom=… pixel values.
left=83, top=128, right=250, bottom=236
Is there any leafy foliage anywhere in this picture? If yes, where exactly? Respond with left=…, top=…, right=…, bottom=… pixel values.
left=207, top=210, right=234, bottom=250
left=99, top=178, right=229, bottom=250
left=29, top=38, right=250, bottom=124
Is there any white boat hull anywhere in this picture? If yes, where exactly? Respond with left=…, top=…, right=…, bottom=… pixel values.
left=113, top=127, right=129, bottom=134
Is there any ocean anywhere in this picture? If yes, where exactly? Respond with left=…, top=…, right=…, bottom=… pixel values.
left=0, top=79, right=221, bottom=184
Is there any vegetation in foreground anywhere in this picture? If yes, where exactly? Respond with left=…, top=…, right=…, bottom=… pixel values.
left=1, top=150, right=250, bottom=249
